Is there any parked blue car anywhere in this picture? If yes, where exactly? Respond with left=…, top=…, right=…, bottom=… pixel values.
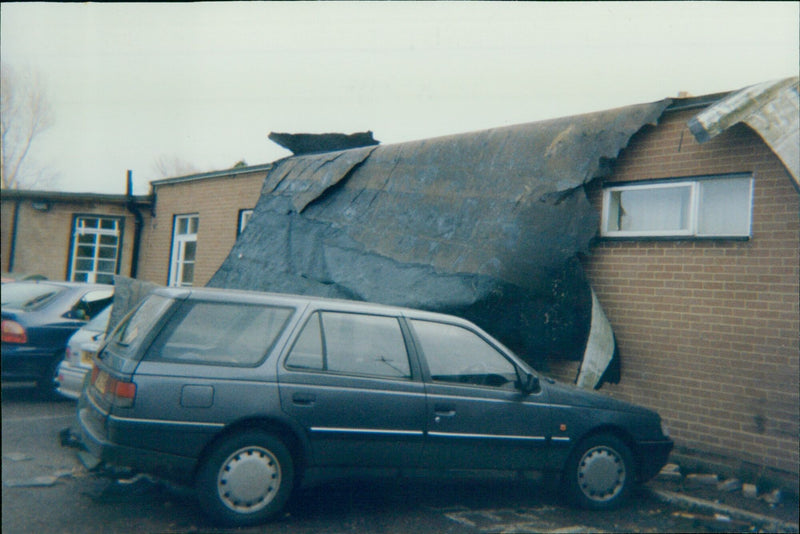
left=77, top=286, right=672, bottom=526
left=1, top=281, right=113, bottom=397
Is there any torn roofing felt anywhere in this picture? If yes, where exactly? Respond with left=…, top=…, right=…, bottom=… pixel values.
left=688, top=77, right=799, bottom=188
left=209, top=99, right=670, bottom=376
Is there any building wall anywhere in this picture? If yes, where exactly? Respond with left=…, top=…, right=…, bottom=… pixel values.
left=137, top=170, right=266, bottom=286
left=0, top=196, right=146, bottom=281
left=579, top=109, right=799, bottom=476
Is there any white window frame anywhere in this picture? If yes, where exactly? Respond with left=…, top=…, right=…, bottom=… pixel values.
left=169, top=214, right=199, bottom=287
left=601, top=174, right=754, bottom=239
left=69, top=215, right=122, bottom=284
left=237, top=209, right=253, bottom=236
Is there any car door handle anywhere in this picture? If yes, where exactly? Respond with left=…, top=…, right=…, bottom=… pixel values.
left=434, top=404, right=456, bottom=417
left=292, top=392, right=316, bottom=406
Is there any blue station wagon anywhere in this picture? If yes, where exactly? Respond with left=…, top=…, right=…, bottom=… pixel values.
left=77, top=287, right=672, bottom=526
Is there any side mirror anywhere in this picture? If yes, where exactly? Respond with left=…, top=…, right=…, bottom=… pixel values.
left=520, top=372, right=540, bottom=394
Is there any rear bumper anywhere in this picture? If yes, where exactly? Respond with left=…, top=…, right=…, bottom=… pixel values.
left=637, top=439, right=674, bottom=481
left=77, top=398, right=199, bottom=484
left=56, top=362, right=87, bottom=400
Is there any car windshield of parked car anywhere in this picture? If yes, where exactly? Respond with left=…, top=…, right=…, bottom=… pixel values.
left=410, top=319, right=519, bottom=389
left=84, top=305, right=112, bottom=334
left=145, top=301, right=294, bottom=367
left=1, top=282, right=66, bottom=310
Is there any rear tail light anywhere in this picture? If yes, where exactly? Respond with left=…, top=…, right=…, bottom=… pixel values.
left=1, top=320, right=27, bottom=344
left=90, top=363, right=136, bottom=408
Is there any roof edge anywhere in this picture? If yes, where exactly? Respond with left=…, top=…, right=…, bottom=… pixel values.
left=0, top=189, right=152, bottom=205
left=150, top=162, right=274, bottom=187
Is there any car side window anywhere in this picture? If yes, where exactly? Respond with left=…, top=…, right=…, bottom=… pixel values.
left=146, top=301, right=293, bottom=366
left=410, top=319, right=517, bottom=389
left=286, top=311, right=411, bottom=379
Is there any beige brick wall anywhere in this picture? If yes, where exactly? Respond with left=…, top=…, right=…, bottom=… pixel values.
left=576, top=109, right=799, bottom=476
left=137, top=170, right=267, bottom=286
left=1, top=196, right=145, bottom=282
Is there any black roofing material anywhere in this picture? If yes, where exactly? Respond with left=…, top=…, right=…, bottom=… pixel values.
left=209, top=100, right=670, bottom=370
left=268, top=131, right=380, bottom=155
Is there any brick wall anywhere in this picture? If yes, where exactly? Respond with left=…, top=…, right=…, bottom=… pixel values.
left=0, top=196, right=145, bottom=281
left=137, top=170, right=267, bottom=286
left=579, top=108, right=799, bottom=476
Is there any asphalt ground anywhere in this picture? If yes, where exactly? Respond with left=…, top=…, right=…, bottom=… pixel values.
left=3, top=382, right=798, bottom=533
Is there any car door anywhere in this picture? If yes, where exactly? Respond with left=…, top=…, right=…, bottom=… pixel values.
left=408, top=318, right=552, bottom=470
left=278, top=310, right=426, bottom=468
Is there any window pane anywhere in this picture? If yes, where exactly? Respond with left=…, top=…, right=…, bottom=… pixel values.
left=76, top=259, right=94, bottom=271
left=110, top=295, right=173, bottom=357
left=97, top=260, right=116, bottom=273
left=98, top=246, right=117, bottom=259
left=321, top=312, right=410, bottom=379
left=99, top=234, right=118, bottom=245
left=183, top=241, right=197, bottom=261
left=147, top=302, right=292, bottom=366
left=698, top=178, right=752, bottom=236
left=411, top=320, right=516, bottom=388
left=78, top=233, right=97, bottom=244
left=286, top=314, right=324, bottom=370
left=180, top=263, right=195, bottom=286
left=612, top=186, right=691, bottom=232
left=188, top=216, right=199, bottom=234
left=77, top=245, right=94, bottom=258
left=100, top=219, right=117, bottom=230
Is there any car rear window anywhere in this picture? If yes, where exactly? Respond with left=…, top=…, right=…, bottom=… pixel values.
left=1, top=282, right=66, bottom=310
left=145, top=300, right=293, bottom=367
left=106, top=295, right=173, bottom=359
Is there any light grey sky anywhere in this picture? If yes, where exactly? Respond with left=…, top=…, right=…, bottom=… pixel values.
left=2, top=2, right=798, bottom=195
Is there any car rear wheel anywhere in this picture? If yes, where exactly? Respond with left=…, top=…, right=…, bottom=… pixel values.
left=36, top=353, right=62, bottom=400
left=563, top=433, right=634, bottom=510
left=195, top=430, right=294, bottom=527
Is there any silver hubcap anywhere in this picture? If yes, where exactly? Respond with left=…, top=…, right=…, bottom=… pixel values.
left=577, top=445, right=626, bottom=502
left=217, top=446, right=281, bottom=513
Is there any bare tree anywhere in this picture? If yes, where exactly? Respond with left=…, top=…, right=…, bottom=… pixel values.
left=151, top=154, right=200, bottom=179
left=1, top=65, right=55, bottom=189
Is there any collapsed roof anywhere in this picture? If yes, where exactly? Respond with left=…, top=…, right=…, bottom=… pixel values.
left=689, top=77, right=799, bottom=188
left=208, top=99, right=671, bottom=384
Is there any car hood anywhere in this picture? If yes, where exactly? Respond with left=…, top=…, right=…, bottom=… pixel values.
left=542, top=378, right=657, bottom=416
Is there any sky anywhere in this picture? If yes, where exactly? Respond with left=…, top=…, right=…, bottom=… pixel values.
left=1, top=2, right=798, bottom=195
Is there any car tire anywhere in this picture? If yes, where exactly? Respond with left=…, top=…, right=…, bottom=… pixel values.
left=195, top=430, right=294, bottom=527
left=562, top=433, right=634, bottom=510
left=36, top=354, right=62, bottom=400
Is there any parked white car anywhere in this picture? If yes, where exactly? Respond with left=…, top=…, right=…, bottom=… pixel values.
left=56, top=305, right=111, bottom=400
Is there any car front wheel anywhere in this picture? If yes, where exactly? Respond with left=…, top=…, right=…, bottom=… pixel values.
left=563, top=433, right=634, bottom=510
left=195, top=430, right=294, bottom=526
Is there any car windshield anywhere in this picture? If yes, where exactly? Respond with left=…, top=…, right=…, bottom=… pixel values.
left=1, top=282, right=66, bottom=310
left=85, top=305, right=112, bottom=333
